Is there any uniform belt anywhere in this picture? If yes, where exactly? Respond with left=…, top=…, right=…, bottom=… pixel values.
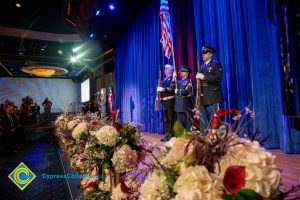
left=162, top=96, right=175, bottom=101
left=176, top=94, right=192, bottom=98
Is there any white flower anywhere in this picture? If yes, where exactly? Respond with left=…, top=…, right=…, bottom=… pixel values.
left=67, top=120, right=77, bottom=130
left=111, top=183, right=128, bottom=200
left=217, top=139, right=281, bottom=199
left=173, top=166, right=223, bottom=200
left=111, top=144, right=138, bottom=173
left=98, top=169, right=110, bottom=192
left=161, top=137, right=193, bottom=166
left=139, top=171, right=171, bottom=200
left=90, top=125, right=119, bottom=146
left=72, top=121, right=88, bottom=139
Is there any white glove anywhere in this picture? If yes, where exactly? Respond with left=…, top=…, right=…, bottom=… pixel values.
left=173, top=71, right=177, bottom=77
left=175, top=89, right=178, bottom=94
left=196, top=73, right=204, bottom=80
left=157, top=86, right=164, bottom=92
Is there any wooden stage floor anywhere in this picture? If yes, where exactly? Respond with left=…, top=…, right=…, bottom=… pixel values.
left=142, top=132, right=300, bottom=191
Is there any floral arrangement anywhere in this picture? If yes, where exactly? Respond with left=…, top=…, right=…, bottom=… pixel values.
left=55, top=107, right=300, bottom=200
left=139, top=107, right=299, bottom=200
left=55, top=111, right=146, bottom=200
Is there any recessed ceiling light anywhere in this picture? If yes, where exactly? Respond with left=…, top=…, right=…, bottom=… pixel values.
left=109, top=4, right=115, bottom=10
left=19, top=52, right=23, bottom=55
left=41, top=48, right=45, bottom=51
left=16, top=3, right=21, bottom=8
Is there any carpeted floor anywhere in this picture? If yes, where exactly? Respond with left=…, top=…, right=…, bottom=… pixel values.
left=0, top=134, right=73, bottom=200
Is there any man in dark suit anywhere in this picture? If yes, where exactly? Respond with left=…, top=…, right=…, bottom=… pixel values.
left=157, top=64, right=175, bottom=141
left=196, top=46, right=223, bottom=131
left=0, top=101, right=18, bottom=154
left=172, top=65, right=193, bottom=131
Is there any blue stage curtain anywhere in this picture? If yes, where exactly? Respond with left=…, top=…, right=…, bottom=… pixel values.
left=193, top=0, right=300, bottom=152
left=115, top=1, right=164, bottom=133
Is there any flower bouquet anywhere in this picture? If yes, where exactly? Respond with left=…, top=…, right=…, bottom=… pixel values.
left=55, top=111, right=146, bottom=200
left=139, top=107, right=298, bottom=200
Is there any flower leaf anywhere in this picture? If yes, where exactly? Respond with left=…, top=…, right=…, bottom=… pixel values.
left=236, top=189, right=264, bottom=200
left=173, top=121, right=190, bottom=139
left=165, top=170, right=176, bottom=189
left=222, top=192, right=234, bottom=200
left=101, top=161, right=110, bottom=181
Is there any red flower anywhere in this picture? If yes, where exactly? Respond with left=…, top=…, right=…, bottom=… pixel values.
left=91, top=121, right=101, bottom=126
left=114, top=122, right=123, bottom=132
left=223, top=166, right=246, bottom=194
left=210, top=117, right=220, bottom=129
left=120, top=176, right=132, bottom=194
left=215, top=109, right=239, bottom=119
left=84, top=182, right=97, bottom=190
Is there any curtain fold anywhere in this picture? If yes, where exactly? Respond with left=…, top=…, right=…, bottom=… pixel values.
left=193, top=0, right=300, bottom=152
left=115, top=0, right=164, bottom=133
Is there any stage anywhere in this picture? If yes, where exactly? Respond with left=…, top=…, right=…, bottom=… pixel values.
left=141, top=132, right=300, bottom=192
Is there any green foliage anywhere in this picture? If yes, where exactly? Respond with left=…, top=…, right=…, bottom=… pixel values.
left=173, top=121, right=190, bottom=139
left=222, top=189, right=264, bottom=200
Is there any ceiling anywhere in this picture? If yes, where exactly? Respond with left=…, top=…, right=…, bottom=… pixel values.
left=0, top=0, right=149, bottom=79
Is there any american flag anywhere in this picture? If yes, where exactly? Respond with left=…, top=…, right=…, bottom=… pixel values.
left=160, top=0, right=173, bottom=59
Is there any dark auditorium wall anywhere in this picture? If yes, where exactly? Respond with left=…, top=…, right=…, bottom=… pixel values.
left=0, top=77, right=80, bottom=112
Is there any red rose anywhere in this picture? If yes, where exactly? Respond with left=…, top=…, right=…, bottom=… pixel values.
left=114, top=122, right=123, bottom=132
left=210, top=116, right=220, bottom=129
left=84, top=182, right=97, bottom=190
left=223, top=166, right=246, bottom=194
left=120, top=176, right=132, bottom=194
left=215, top=109, right=239, bottom=119
left=91, top=121, right=101, bottom=126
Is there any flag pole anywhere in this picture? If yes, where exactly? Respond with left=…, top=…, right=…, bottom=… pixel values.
left=171, top=37, right=178, bottom=89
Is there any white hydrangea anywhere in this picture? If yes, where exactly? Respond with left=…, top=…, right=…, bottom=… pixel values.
left=173, top=166, right=223, bottom=200
left=67, top=120, right=77, bottom=130
left=111, top=183, right=129, bottom=200
left=139, top=171, right=171, bottom=200
left=90, top=125, right=119, bottom=146
left=111, top=144, right=138, bottom=173
left=161, top=137, right=194, bottom=166
left=72, top=121, right=88, bottom=139
left=216, top=139, right=281, bottom=198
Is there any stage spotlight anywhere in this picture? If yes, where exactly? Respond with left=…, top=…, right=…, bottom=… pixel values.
left=89, top=33, right=94, bottom=38
left=109, top=4, right=115, bottom=10
left=72, top=47, right=79, bottom=53
left=71, top=56, right=77, bottom=63
left=16, top=3, right=21, bottom=8
left=76, top=51, right=87, bottom=60
left=95, top=10, right=101, bottom=16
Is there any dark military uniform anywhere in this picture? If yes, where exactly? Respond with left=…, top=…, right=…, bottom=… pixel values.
left=160, top=76, right=175, bottom=139
left=172, top=66, right=193, bottom=131
left=199, top=59, right=223, bottom=132
left=200, top=60, right=223, bottom=106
